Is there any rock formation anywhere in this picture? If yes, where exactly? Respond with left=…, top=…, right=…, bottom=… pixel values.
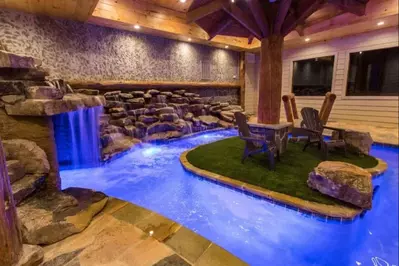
left=76, top=89, right=245, bottom=161
left=308, top=161, right=373, bottom=209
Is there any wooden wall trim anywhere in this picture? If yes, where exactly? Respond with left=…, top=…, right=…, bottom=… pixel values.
left=69, top=80, right=241, bottom=90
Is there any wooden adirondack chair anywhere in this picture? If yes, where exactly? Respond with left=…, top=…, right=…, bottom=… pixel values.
left=234, top=112, right=279, bottom=170
left=300, top=107, right=346, bottom=160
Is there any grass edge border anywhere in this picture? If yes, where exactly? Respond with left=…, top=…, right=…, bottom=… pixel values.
left=180, top=146, right=388, bottom=221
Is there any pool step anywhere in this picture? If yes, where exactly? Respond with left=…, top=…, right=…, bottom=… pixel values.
left=11, top=174, right=46, bottom=205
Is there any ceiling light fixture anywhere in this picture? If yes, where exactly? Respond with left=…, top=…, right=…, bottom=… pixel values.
left=180, top=0, right=186, bottom=3
left=305, top=38, right=310, bottom=42
left=188, top=38, right=192, bottom=41
left=231, top=0, right=235, bottom=3
left=359, top=51, right=362, bottom=54
left=134, top=24, right=140, bottom=29
left=377, top=21, right=384, bottom=26
left=225, top=45, right=229, bottom=49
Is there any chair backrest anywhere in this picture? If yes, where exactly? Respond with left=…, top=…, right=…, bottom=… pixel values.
left=319, top=92, right=336, bottom=125
left=301, top=107, right=323, bottom=134
left=234, top=112, right=250, bottom=137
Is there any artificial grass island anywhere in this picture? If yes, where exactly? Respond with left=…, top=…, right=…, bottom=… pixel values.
left=186, top=137, right=379, bottom=206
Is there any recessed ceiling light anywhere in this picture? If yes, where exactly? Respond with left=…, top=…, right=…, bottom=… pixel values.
left=225, top=45, right=229, bottom=49
left=305, top=38, right=310, bottom=42
left=231, top=0, right=235, bottom=2
left=180, top=0, right=186, bottom=2
left=134, top=24, right=140, bottom=29
left=359, top=51, right=362, bottom=54
left=188, top=38, right=192, bottom=41
left=377, top=21, right=384, bottom=26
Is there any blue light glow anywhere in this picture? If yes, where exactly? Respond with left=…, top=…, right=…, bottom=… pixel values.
left=61, top=129, right=399, bottom=266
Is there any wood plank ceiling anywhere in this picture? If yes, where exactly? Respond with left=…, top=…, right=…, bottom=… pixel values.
left=0, top=0, right=397, bottom=51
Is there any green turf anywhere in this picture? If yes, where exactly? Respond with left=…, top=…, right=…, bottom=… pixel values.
left=186, top=137, right=378, bottom=205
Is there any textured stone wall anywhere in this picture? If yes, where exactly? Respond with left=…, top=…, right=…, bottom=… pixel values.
left=0, top=10, right=239, bottom=83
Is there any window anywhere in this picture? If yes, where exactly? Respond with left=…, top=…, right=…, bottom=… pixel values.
left=346, top=47, right=399, bottom=96
left=292, top=55, right=334, bottom=96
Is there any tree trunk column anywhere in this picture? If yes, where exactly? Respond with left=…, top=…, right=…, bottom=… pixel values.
left=0, top=138, right=23, bottom=266
left=257, top=35, right=284, bottom=124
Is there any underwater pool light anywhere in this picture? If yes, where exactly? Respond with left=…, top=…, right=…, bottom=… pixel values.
left=142, top=147, right=162, bottom=157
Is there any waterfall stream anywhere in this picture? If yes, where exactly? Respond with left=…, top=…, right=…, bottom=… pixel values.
left=53, top=106, right=103, bottom=169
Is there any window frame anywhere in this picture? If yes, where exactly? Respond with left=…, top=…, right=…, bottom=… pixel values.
left=289, top=52, right=338, bottom=100
left=342, top=43, right=399, bottom=100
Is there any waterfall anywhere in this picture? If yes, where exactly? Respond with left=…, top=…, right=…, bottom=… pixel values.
left=53, top=106, right=103, bottom=169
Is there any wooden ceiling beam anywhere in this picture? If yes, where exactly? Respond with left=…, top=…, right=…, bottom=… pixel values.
left=274, top=0, right=292, bottom=34
left=281, top=0, right=325, bottom=36
left=247, top=0, right=270, bottom=37
left=186, top=0, right=225, bottom=23
left=328, top=0, right=368, bottom=16
left=207, top=15, right=234, bottom=40
left=222, top=2, right=263, bottom=40
left=248, top=35, right=255, bottom=44
left=0, top=0, right=100, bottom=21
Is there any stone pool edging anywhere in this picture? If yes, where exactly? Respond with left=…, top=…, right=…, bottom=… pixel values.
left=365, top=158, right=388, bottom=177
left=180, top=148, right=388, bottom=221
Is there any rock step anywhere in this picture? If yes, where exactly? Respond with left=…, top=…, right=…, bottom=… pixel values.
left=17, top=188, right=108, bottom=245
left=11, top=174, right=46, bottom=206
left=7, top=159, right=26, bottom=184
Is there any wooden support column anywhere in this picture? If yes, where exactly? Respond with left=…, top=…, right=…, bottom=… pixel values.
left=257, top=35, right=284, bottom=124
left=239, top=52, right=246, bottom=109
left=0, top=138, right=23, bottom=266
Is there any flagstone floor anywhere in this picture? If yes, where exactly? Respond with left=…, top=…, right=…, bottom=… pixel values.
left=42, top=197, right=247, bottom=266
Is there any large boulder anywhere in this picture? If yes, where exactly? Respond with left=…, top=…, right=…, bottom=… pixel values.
left=145, top=131, right=183, bottom=141
left=147, top=122, right=177, bottom=135
left=25, top=86, right=63, bottom=100
left=131, top=91, right=145, bottom=97
left=17, top=188, right=108, bottom=245
left=1, top=94, right=26, bottom=104
left=198, top=115, right=219, bottom=127
left=0, top=50, right=42, bottom=68
left=308, top=161, right=373, bottom=209
left=105, top=100, right=124, bottom=109
left=119, top=93, right=134, bottom=100
left=332, top=130, right=373, bottom=155
left=109, top=117, right=134, bottom=127
left=220, top=111, right=235, bottom=122
left=159, top=113, right=179, bottom=123
left=110, top=111, right=127, bottom=119
left=157, top=107, right=175, bottom=114
left=5, top=94, right=105, bottom=116
left=74, top=89, right=99, bottom=95
left=3, top=139, right=50, bottom=174
left=138, top=115, right=159, bottom=124
left=6, top=160, right=26, bottom=184
left=102, top=135, right=141, bottom=160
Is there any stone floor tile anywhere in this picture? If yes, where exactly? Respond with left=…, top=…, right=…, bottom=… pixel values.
left=153, top=254, right=191, bottom=266
left=165, top=227, right=211, bottom=264
left=135, top=212, right=181, bottom=242
left=116, top=236, right=175, bottom=266
left=194, top=244, right=248, bottom=266
left=100, top=197, right=129, bottom=215
left=111, top=202, right=153, bottom=224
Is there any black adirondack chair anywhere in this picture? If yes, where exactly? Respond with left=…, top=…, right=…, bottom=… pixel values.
left=234, top=112, right=279, bottom=170
left=301, top=107, right=346, bottom=160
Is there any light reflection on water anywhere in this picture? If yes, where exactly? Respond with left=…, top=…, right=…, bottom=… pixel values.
left=61, top=130, right=399, bottom=266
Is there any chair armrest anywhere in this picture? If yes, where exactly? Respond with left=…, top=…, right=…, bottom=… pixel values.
left=301, top=128, right=321, bottom=135
left=323, top=126, right=345, bottom=132
left=240, top=136, right=268, bottom=143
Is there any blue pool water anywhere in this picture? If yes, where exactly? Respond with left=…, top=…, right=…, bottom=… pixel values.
left=61, top=130, right=399, bottom=266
